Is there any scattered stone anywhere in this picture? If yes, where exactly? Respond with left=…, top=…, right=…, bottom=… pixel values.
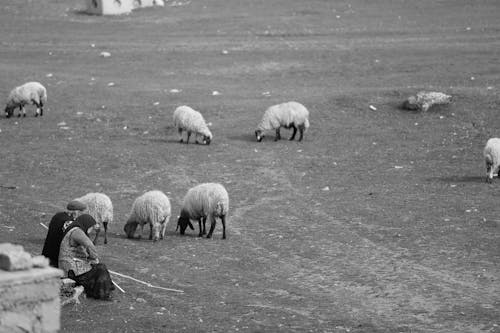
left=100, top=51, right=111, bottom=58
left=136, top=297, right=147, bottom=303
left=0, top=243, right=32, bottom=271
left=57, top=121, right=67, bottom=126
left=107, top=82, right=115, bottom=87
left=212, top=91, right=220, bottom=96
left=170, top=89, right=180, bottom=93
left=31, top=255, right=49, bottom=268
left=402, top=91, right=452, bottom=112
left=46, top=73, right=53, bottom=78
left=322, top=186, right=330, bottom=191
left=369, top=105, right=377, bottom=111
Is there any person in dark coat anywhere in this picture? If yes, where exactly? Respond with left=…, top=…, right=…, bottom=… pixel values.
left=41, top=200, right=87, bottom=267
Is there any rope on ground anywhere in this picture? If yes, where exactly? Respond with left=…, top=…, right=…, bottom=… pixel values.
left=108, top=270, right=184, bottom=293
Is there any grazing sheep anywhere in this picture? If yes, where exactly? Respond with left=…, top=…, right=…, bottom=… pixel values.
left=177, top=183, right=229, bottom=239
left=484, top=138, right=500, bottom=183
left=124, top=190, right=171, bottom=242
left=402, top=91, right=452, bottom=112
left=173, top=105, right=212, bottom=145
left=255, top=101, right=310, bottom=142
left=72, top=193, right=113, bottom=245
left=5, top=82, right=47, bottom=118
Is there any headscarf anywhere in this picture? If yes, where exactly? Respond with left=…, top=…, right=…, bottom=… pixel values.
left=41, top=212, right=74, bottom=268
left=63, top=214, right=97, bottom=237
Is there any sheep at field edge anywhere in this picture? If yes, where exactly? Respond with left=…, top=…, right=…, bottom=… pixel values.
left=483, top=138, right=500, bottom=183
left=72, top=193, right=113, bottom=245
left=123, top=190, right=171, bottom=242
left=5, top=82, right=47, bottom=118
left=255, top=101, right=310, bottom=142
left=402, top=91, right=452, bottom=112
left=173, top=105, right=212, bottom=145
left=177, top=183, right=229, bottom=239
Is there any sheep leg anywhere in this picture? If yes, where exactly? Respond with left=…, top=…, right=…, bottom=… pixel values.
left=93, top=227, right=100, bottom=245
left=160, top=217, right=168, bottom=240
left=274, top=128, right=281, bottom=141
left=221, top=215, right=226, bottom=239
left=186, top=131, right=191, bottom=144
left=486, top=162, right=493, bottom=183
left=149, top=223, right=153, bottom=240
left=33, top=100, right=40, bottom=117
left=138, top=224, right=144, bottom=239
left=298, top=124, right=305, bottom=141
left=202, top=217, right=207, bottom=235
left=289, top=123, right=297, bottom=140
left=103, top=222, right=108, bottom=244
left=197, top=218, right=204, bottom=237
left=39, top=100, right=44, bottom=116
left=206, top=215, right=216, bottom=239
left=178, top=128, right=184, bottom=143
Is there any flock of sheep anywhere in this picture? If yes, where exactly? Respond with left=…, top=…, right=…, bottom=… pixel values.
left=3, top=80, right=312, bottom=242
left=4, top=78, right=499, bottom=246
left=69, top=182, right=228, bottom=246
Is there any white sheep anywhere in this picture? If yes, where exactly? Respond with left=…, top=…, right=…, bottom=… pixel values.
left=5, top=82, right=47, bottom=118
left=255, top=101, right=310, bottom=142
left=123, top=190, right=171, bottom=242
left=402, top=91, right=452, bottom=112
left=484, top=138, right=500, bottom=183
left=176, top=183, right=229, bottom=239
left=72, top=193, right=113, bottom=245
left=173, top=105, right=212, bottom=145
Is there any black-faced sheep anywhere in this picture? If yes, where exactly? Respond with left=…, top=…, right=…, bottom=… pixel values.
left=173, top=105, right=212, bottom=145
left=255, top=101, right=310, bottom=142
left=123, top=190, right=171, bottom=242
left=177, top=183, right=229, bottom=239
left=72, top=193, right=113, bottom=245
left=484, top=138, right=500, bottom=183
left=5, top=82, right=47, bottom=118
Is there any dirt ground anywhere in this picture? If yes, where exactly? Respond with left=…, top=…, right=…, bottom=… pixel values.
left=0, top=0, right=499, bottom=332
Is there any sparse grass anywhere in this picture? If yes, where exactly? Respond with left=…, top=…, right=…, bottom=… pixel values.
left=0, top=0, right=500, bottom=332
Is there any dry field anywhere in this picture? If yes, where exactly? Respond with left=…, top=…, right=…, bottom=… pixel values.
left=1, top=0, right=500, bottom=332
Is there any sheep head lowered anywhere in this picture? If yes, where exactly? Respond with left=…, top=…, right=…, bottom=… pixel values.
left=176, top=213, right=194, bottom=235
left=123, top=220, right=138, bottom=239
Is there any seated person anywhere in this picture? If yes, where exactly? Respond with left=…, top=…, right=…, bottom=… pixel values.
left=58, top=214, right=100, bottom=277
left=41, top=200, right=87, bottom=267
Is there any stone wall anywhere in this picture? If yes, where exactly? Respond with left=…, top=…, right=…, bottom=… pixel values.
left=0, top=267, right=62, bottom=333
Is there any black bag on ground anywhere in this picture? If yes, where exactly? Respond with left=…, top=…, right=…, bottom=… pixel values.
left=68, top=263, right=115, bottom=300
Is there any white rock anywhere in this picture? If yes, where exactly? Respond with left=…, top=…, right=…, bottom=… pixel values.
left=212, top=91, right=220, bottom=96
left=46, top=73, right=53, bottom=78
left=322, top=186, right=330, bottom=191
left=369, top=105, right=377, bottom=111
left=107, top=82, right=115, bottom=87
left=170, top=89, right=180, bottom=93
left=57, top=121, right=67, bottom=126
left=100, top=51, right=111, bottom=57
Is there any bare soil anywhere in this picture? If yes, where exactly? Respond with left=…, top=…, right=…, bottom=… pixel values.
left=0, top=0, right=499, bottom=332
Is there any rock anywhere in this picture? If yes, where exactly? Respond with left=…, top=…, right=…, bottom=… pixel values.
left=402, top=91, right=452, bottom=112
left=0, top=243, right=32, bottom=271
left=31, top=255, right=49, bottom=268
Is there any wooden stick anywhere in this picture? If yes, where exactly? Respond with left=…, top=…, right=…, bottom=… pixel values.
left=40, top=222, right=48, bottom=229
left=108, top=270, right=184, bottom=293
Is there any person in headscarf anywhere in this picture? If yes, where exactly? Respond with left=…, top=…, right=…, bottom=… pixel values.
left=41, top=200, right=87, bottom=267
left=58, top=214, right=100, bottom=277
